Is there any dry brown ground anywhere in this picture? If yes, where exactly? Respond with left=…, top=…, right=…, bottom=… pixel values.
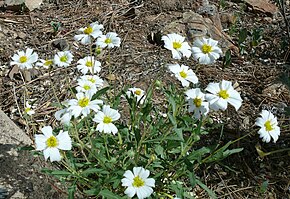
left=0, top=0, right=289, bottom=198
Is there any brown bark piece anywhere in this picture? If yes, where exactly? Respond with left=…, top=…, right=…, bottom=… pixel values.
left=245, top=0, right=278, bottom=15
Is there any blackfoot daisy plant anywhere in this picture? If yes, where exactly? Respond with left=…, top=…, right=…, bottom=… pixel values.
left=255, top=110, right=280, bottom=143
left=74, top=21, right=103, bottom=45
left=121, top=167, right=155, bottom=199
left=168, top=64, right=198, bottom=87
left=162, top=33, right=192, bottom=59
left=191, top=37, right=223, bottom=64
left=10, top=26, right=285, bottom=199
left=34, top=126, right=72, bottom=162
left=10, top=48, right=38, bottom=69
left=54, top=51, right=74, bottom=67
left=205, top=80, right=243, bottom=111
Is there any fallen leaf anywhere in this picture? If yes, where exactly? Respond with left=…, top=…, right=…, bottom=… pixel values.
left=8, top=65, right=19, bottom=79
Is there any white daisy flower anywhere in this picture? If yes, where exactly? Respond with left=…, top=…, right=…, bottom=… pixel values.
left=77, top=56, right=101, bottom=75
left=126, top=88, right=146, bottom=105
left=55, top=100, right=73, bottom=125
left=191, top=37, right=222, bottom=64
left=121, top=167, right=155, bottom=199
left=205, top=80, right=242, bottom=111
left=161, top=33, right=192, bottom=59
left=24, top=101, right=35, bottom=116
left=76, top=79, right=98, bottom=98
left=67, top=92, right=103, bottom=118
left=10, top=48, right=38, bottom=69
left=74, top=22, right=103, bottom=45
left=34, top=126, right=72, bottom=162
left=54, top=51, right=74, bottom=67
left=96, top=32, right=121, bottom=48
left=185, top=88, right=209, bottom=119
left=79, top=75, right=104, bottom=88
left=93, top=105, right=120, bottom=135
left=255, top=110, right=280, bottom=143
left=36, top=59, right=54, bottom=69
left=168, top=64, right=198, bottom=87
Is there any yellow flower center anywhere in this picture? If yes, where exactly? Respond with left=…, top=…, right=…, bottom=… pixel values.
left=105, top=38, right=112, bottom=44
left=132, top=176, right=145, bottom=188
left=103, top=116, right=112, bottom=124
left=25, top=107, right=31, bottom=113
left=264, top=120, right=274, bottom=131
left=83, top=85, right=91, bottom=90
left=19, top=56, right=27, bottom=63
left=85, top=61, right=93, bottom=67
left=179, top=70, right=187, bottom=78
left=173, top=41, right=182, bottom=49
left=193, top=98, right=202, bottom=107
left=201, top=44, right=212, bottom=54
left=218, top=90, right=229, bottom=99
left=84, top=26, right=93, bottom=34
left=96, top=47, right=102, bottom=55
left=78, top=97, right=89, bottom=107
left=44, top=60, right=53, bottom=66
left=88, top=78, right=96, bottom=83
left=60, top=55, right=68, bottom=62
left=134, top=90, right=142, bottom=96
left=46, top=136, right=58, bottom=148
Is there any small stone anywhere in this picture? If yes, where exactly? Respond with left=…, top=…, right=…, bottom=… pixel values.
left=51, top=39, right=69, bottom=51
left=10, top=190, right=26, bottom=199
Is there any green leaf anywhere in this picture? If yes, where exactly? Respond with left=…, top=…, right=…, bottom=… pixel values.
left=187, top=147, right=211, bottom=162
left=81, top=168, right=109, bottom=176
left=284, top=106, right=290, bottom=116
left=196, top=179, right=217, bottom=199
left=238, top=28, right=248, bottom=44
left=168, top=113, right=177, bottom=127
left=155, top=145, right=165, bottom=158
left=92, top=86, right=111, bottom=100
left=259, top=180, right=269, bottom=194
left=68, top=185, right=76, bottom=199
left=51, top=170, right=72, bottom=176
left=223, top=49, right=232, bottom=67
left=99, top=189, right=121, bottom=199
left=84, top=188, right=100, bottom=196
left=222, top=148, right=244, bottom=157
left=175, top=128, right=184, bottom=142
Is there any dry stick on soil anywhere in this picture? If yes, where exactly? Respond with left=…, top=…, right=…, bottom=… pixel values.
left=12, top=85, right=23, bottom=118
left=277, top=0, right=290, bottom=61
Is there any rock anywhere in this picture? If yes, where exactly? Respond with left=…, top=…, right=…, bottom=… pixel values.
left=245, top=0, right=278, bottom=15
left=0, top=109, right=32, bottom=145
left=5, top=0, right=24, bottom=6
left=25, top=0, right=42, bottom=11
left=51, top=39, right=69, bottom=51
left=161, top=11, right=238, bottom=53
left=4, top=0, right=42, bottom=11
left=10, top=191, right=26, bottom=199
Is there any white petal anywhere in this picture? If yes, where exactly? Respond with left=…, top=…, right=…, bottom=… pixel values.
left=48, top=147, right=62, bottom=162
left=34, top=134, right=47, bottom=150
left=124, top=186, right=136, bottom=198
left=41, top=126, right=53, bottom=138
left=145, top=178, right=155, bottom=187
left=123, top=170, right=134, bottom=180
left=56, top=131, right=72, bottom=150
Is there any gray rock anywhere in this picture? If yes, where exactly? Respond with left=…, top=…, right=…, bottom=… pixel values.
left=0, top=109, right=32, bottom=145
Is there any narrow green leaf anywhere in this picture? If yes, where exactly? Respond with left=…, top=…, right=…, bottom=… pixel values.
left=51, top=170, right=72, bottom=176
left=99, top=189, right=121, bottom=199
left=68, top=185, right=76, bottom=199
left=196, top=179, right=217, bottom=199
